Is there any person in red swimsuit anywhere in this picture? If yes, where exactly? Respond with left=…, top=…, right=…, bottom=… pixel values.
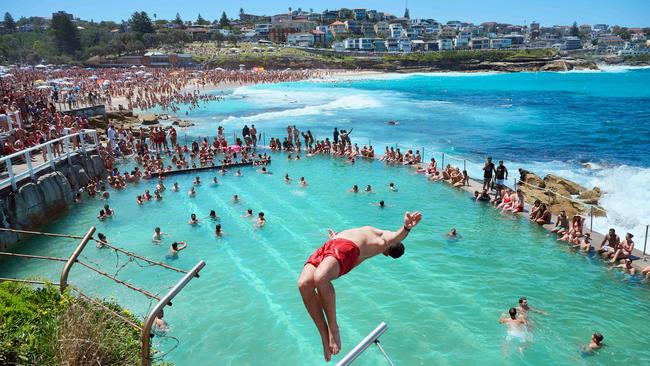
left=298, top=211, right=423, bottom=362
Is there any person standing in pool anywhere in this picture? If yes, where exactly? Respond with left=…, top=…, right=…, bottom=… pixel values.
left=168, top=241, right=187, bottom=258
left=298, top=211, right=422, bottom=361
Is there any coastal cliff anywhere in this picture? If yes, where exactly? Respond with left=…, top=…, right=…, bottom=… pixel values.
left=0, top=154, right=106, bottom=249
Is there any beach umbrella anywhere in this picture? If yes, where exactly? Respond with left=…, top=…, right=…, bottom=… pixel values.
left=102, top=80, right=111, bottom=86
left=34, top=79, right=45, bottom=85
left=89, top=75, right=98, bottom=80
left=35, top=64, right=47, bottom=69
left=130, top=65, right=138, bottom=69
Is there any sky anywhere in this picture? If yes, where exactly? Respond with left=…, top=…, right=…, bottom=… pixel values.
left=4, top=0, right=650, bottom=27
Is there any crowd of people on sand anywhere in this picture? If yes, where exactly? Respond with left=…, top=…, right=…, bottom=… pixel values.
left=0, top=66, right=324, bottom=161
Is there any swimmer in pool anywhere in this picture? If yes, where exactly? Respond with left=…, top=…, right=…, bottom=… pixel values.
left=215, top=224, right=223, bottom=237
left=188, top=213, right=199, bottom=225
left=193, top=176, right=201, bottom=185
left=349, top=185, right=359, bottom=193
left=96, top=233, right=108, bottom=248
left=259, top=166, right=270, bottom=174
left=583, top=333, right=604, bottom=354
left=364, top=185, right=374, bottom=193
left=500, top=307, right=528, bottom=329
left=208, top=210, right=219, bottom=221
left=153, top=309, right=169, bottom=332
left=171, top=182, right=179, bottom=192
left=152, top=227, right=167, bottom=244
left=103, top=204, right=114, bottom=217
left=232, top=194, right=240, bottom=203
left=220, top=167, right=227, bottom=175
left=235, top=170, right=242, bottom=177
left=299, top=177, right=308, bottom=187
left=298, top=211, right=422, bottom=361
left=168, top=241, right=187, bottom=257
left=389, top=182, right=398, bottom=192
left=369, top=200, right=387, bottom=208
left=285, top=173, right=291, bottom=183
left=446, top=228, right=461, bottom=239
left=256, top=212, right=266, bottom=227
left=188, top=187, right=196, bottom=197
left=244, top=208, right=253, bottom=217
left=212, top=177, right=218, bottom=185
left=97, top=210, right=107, bottom=221
left=517, top=297, right=548, bottom=319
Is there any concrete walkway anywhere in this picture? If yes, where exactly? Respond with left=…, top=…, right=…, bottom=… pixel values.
left=451, top=173, right=649, bottom=272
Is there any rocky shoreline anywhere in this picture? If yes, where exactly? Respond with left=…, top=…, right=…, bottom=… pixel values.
left=205, top=55, right=599, bottom=73
left=518, top=171, right=606, bottom=218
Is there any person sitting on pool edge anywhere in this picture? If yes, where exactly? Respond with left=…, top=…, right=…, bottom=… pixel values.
left=298, top=211, right=422, bottom=362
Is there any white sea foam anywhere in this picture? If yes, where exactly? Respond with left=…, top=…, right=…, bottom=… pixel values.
left=597, top=64, right=650, bottom=73
left=459, top=157, right=650, bottom=241
left=220, top=95, right=382, bottom=124
left=322, top=70, right=502, bottom=82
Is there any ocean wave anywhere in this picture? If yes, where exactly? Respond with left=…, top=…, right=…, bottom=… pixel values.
left=597, top=64, right=650, bottom=73
left=220, top=95, right=382, bottom=123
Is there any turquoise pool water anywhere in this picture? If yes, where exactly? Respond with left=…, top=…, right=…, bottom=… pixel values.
left=2, top=153, right=649, bottom=365
left=161, top=68, right=650, bottom=240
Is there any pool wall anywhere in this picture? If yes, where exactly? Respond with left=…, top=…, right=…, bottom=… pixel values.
left=0, top=153, right=106, bottom=249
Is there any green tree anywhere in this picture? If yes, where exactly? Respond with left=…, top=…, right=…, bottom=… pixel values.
left=173, top=13, right=184, bottom=28
left=219, top=11, right=230, bottom=28
left=212, top=31, right=225, bottom=47
left=4, top=12, right=16, bottom=33
left=51, top=12, right=81, bottom=55
left=196, top=14, right=209, bottom=25
left=130, top=11, right=154, bottom=34
left=570, top=21, right=579, bottom=37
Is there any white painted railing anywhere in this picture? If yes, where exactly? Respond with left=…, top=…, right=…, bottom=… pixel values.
left=0, top=129, right=99, bottom=190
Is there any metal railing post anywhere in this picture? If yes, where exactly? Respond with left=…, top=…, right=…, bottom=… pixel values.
left=643, top=225, right=650, bottom=255
left=46, top=143, right=55, bottom=169
left=24, top=151, right=35, bottom=180
left=59, top=227, right=95, bottom=293
left=441, top=153, right=445, bottom=170
left=79, top=131, right=86, bottom=155
left=64, top=135, right=72, bottom=165
left=463, top=159, right=467, bottom=171
left=6, top=158, right=16, bottom=190
left=336, top=322, right=391, bottom=366
left=141, top=260, right=206, bottom=366
left=590, top=206, right=593, bottom=233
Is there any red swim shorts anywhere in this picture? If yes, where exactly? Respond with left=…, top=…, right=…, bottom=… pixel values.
left=306, top=238, right=360, bottom=277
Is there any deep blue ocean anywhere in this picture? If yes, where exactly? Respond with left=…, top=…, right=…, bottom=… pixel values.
left=159, top=66, right=650, bottom=238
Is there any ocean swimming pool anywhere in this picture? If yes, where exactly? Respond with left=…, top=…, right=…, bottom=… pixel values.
left=2, top=152, right=650, bottom=365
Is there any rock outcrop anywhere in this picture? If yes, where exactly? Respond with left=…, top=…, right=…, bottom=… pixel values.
left=518, top=171, right=606, bottom=218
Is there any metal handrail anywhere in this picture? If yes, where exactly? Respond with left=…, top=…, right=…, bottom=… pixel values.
left=0, top=128, right=98, bottom=161
left=336, top=322, right=392, bottom=366
left=141, top=260, right=205, bottom=366
left=1, top=128, right=99, bottom=190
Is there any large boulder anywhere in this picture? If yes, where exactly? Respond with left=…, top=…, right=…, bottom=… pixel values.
left=522, top=172, right=545, bottom=189
left=543, top=174, right=586, bottom=195
left=141, top=115, right=159, bottom=125
left=578, top=187, right=601, bottom=204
